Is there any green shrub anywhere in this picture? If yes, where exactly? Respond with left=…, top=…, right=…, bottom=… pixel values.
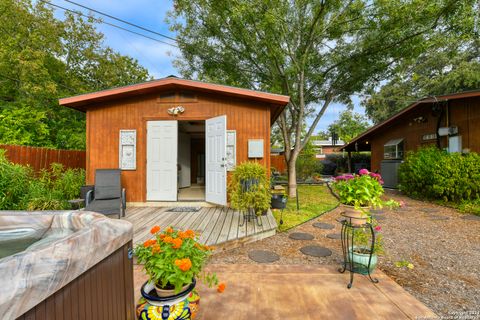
left=325, top=153, right=371, bottom=173
left=228, top=162, right=271, bottom=215
left=457, top=199, right=480, bottom=216
left=296, top=155, right=323, bottom=180
left=0, top=150, right=85, bottom=210
left=398, top=147, right=480, bottom=202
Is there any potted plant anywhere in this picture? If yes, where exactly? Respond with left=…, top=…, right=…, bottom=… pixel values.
left=229, top=162, right=271, bottom=216
left=134, top=226, right=224, bottom=319
left=347, top=223, right=384, bottom=275
left=332, top=169, right=385, bottom=225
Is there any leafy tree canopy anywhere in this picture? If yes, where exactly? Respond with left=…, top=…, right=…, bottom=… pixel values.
left=0, top=0, right=150, bottom=149
left=328, top=110, right=370, bottom=143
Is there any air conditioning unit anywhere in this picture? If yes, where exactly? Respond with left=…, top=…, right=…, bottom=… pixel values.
left=438, top=126, right=458, bottom=136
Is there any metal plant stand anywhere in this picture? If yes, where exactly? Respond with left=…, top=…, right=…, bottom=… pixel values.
left=240, top=207, right=262, bottom=226
left=338, top=216, right=379, bottom=289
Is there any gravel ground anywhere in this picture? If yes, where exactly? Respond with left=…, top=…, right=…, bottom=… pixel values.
left=209, top=192, right=480, bottom=317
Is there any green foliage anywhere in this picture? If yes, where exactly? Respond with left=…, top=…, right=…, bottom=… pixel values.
left=328, top=110, right=370, bottom=144
left=134, top=227, right=217, bottom=293
left=332, top=170, right=384, bottom=208
left=0, top=0, right=150, bottom=150
left=271, top=185, right=338, bottom=232
left=458, top=199, right=480, bottom=216
left=0, top=150, right=85, bottom=210
left=326, top=153, right=371, bottom=173
left=353, top=222, right=384, bottom=255
left=295, top=141, right=323, bottom=180
left=228, top=162, right=271, bottom=215
left=398, top=148, right=480, bottom=202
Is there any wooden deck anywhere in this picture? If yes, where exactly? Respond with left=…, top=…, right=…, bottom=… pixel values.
left=133, top=264, right=436, bottom=319
left=125, top=207, right=277, bottom=248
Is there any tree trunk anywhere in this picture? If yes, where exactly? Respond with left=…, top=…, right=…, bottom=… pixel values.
left=287, top=154, right=298, bottom=198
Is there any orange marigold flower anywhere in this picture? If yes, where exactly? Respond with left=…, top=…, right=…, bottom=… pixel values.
left=185, top=230, right=195, bottom=238
left=166, top=226, right=174, bottom=234
left=151, top=244, right=161, bottom=254
left=143, top=239, right=156, bottom=247
left=178, top=231, right=186, bottom=239
left=217, top=283, right=226, bottom=293
left=174, top=258, right=192, bottom=272
left=150, top=225, right=161, bottom=234
left=163, top=236, right=173, bottom=243
left=171, top=238, right=183, bottom=249
left=159, top=234, right=166, bottom=240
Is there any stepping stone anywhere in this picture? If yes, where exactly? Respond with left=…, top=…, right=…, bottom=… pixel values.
left=461, top=215, right=480, bottom=221
left=248, top=250, right=280, bottom=263
left=430, top=215, right=450, bottom=221
left=370, top=209, right=385, bottom=214
left=300, top=245, right=332, bottom=257
left=326, top=233, right=342, bottom=240
left=289, top=232, right=314, bottom=240
left=372, top=215, right=386, bottom=221
left=420, top=208, right=438, bottom=213
left=313, top=222, right=335, bottom=230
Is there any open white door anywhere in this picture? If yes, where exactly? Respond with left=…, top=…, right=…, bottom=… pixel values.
left=206, top=115, right=227, bottom=205
left=147, top=121, right=178, bottom=201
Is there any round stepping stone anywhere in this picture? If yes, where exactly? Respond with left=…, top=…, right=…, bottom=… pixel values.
left=372, top=215, right=386, bottom=221
left=430, top=215, right=450, bottom=221
left=370, top=209, right=385, bottom=214
left=248, top=250, right=280, bottom=263
left=326, top=233, right=342, bottom=240
left=300, top=245, right=332, bottom=257
left=461, top=215, right=480, bottom=221
left=420, top=208, right=437, bottom=213
left=313, top=222, right=335, bottom=230
left=289, top=232, right=314, bottom=240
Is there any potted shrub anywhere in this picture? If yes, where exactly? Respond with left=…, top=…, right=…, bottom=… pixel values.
left=332, top=169, right=385, bottom=225
left=134, top=226, right=224, bottom=319
left=347, top=223, right=384, bottom=275
left=229, top=162, right=271, bottom=216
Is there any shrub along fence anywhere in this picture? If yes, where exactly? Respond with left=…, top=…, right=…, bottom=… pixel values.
left=0, top=144, right=85, bottom=172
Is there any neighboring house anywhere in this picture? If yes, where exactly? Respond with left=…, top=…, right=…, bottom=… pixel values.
left=60, top=76, right=289, bottom=205
left=341, top=89, right=480, bottom=187
left=311, top=138, right=345, bottom=159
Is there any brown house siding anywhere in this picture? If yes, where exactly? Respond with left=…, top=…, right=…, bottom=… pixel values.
left=369, top=97, right=480, bottom=172
left=86, top=90, right=272, bottom=202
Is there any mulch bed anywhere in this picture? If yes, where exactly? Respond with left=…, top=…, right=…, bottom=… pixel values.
left=210, top=192, right=480, bottom=317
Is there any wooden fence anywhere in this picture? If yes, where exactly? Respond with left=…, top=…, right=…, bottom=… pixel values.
left=0, top=144, right=86, bottom=172
left=271, top=154, right=287, bottom=174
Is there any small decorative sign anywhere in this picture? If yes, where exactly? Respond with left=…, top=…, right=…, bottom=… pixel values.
left=422, top=133, right=437, bottom=141
left=248, top=139, right=264, bottom=158
left=119, top=130, right=136, bottom=170
left=226, top=130, right=236, bottom=171
left=167, top=106, right=185, bottom=116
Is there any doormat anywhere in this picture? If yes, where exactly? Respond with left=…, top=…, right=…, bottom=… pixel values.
left=167, top=207, right=202, bottom=212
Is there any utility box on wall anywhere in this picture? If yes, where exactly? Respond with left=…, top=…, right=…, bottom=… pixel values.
left=248, top=139, right=264, bottom=158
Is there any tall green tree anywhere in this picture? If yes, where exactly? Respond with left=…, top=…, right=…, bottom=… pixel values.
left=0, top=0, right=150, bottom=149
left=328, top=110, right=370, bottom=143
left=169, top=0, right=474, bottom=196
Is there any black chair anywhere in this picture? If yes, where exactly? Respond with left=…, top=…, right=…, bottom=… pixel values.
left=85, top=169, right=126, bottom=218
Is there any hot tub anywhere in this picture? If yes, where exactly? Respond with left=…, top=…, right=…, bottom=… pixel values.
left=0, top=211, right=134, bottom=319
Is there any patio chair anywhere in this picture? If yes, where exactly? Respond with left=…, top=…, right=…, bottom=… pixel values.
left=85, top=169, right=126, bottom=218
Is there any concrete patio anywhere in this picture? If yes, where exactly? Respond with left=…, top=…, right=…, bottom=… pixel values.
left=125, top=206, right=277, bottom=249
left=134, top=264, right=436, bottom=319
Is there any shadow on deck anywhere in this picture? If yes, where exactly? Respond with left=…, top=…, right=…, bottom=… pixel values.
left=125, top=206, right=277, bottom=250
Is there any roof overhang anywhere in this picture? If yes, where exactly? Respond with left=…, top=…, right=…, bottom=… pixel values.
left=59, top=77, right=290, bottom=124
left=340, top=89, right=480, bottom=152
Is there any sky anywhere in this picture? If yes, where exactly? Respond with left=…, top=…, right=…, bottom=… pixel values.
left=45, top=0, right=367, bottom=133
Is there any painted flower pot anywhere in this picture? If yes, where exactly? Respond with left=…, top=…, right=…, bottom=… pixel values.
left=136, top=279, right=200, bottom=320
left=347, top=247, right=377, bottom=275
left=340, top=204, right=369, bottom=226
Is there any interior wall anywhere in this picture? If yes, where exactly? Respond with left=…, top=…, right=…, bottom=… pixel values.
left=178, top=132, right=191, bottom=188
left=191, top=138, right=205, bottom=184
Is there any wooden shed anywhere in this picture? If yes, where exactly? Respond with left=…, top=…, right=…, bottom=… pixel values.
left=341, top=89, right=480, bottom=187
left=60, top=77, right=289, bottom=205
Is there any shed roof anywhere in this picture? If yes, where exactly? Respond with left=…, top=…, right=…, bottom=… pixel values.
left=59, top=76, right=290, bottom=123
left=341, top=89, right=480, bottom=152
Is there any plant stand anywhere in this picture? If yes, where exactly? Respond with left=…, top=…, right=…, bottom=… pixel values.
left=240, top=207, right=262, bottom=227
left=338, top=217, right=379, bottom=289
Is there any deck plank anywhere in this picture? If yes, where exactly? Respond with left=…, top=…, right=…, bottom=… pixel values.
left=198, top=207, right=222, bottom=244
left=206, top=207, right=228, bottom=245
left=227, top=209, right=240, bottom=241
left=216, top=207, right=234, bottom=244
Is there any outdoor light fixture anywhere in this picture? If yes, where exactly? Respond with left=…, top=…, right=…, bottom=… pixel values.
left=167, top=105, right=185, bottom=116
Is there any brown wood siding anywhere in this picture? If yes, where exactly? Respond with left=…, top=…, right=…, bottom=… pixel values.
left=0, top=145, right=85, bottom=172
left=369, top=97, right=480, bottom=172
left=86, top=90, right=272, bottom=202
left=17, top=241, right=134, bottom=320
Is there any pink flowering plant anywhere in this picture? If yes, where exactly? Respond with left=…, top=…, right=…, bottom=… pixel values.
left=353, top=220, right=385, bottom=255
left=333, top=169, right=385, bottom=209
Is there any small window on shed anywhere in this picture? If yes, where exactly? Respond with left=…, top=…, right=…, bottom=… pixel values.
left=158, top=92, right=176, bottom=102
left=178, top=91, right=197, bottom=102
left=384, top=138, right=404, bottom=159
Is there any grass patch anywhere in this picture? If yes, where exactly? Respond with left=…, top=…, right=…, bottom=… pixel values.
left=272, top=185, right=338, bottom=232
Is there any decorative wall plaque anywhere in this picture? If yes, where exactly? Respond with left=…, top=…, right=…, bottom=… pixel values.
left=119, top=130, right=136, bottom=170
left=226, top=130, right=236, bottom=171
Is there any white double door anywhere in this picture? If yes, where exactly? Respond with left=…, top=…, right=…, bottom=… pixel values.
left=146, top=116, right=226, bottom=205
